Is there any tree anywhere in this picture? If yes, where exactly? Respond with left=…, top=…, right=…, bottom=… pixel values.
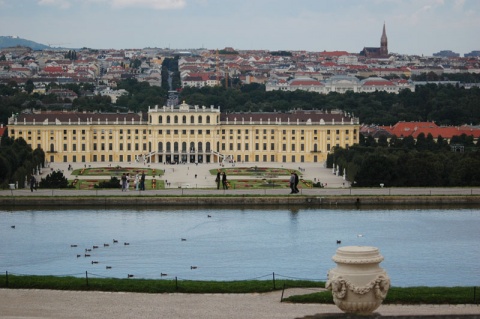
left=354, top=153, right=397, bottom=187
left=25, top=79, right=34, bottom=94
left=39, top=170, right=70, bottom=188
left=450, top=156, right=480, bottom=186
left=94, top=177, right=121, bottom=189
left=377, top=134, right=388, bottom=147
left=130, top=58, right=142, bottom=69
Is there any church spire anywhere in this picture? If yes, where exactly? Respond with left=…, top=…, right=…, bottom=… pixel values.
left=380, top=22, right=388, bottom=56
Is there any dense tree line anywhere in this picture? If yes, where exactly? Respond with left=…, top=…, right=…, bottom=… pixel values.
left=178, top=83, right=480, bottom=126
left=161, top=56, right=181, bottom=91
left=2, top=74, right=480, bottom=127
left=0, top=134, right=45, bottom=188
left=328, top=133, right=480, bottom=187
left=116, top=78, right=168, bottom=112
left=411, top=72, right=480, bottom=83
left=64, top=50, right=77, bottom=61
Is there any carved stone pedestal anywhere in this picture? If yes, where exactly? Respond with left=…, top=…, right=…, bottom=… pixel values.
left=326, top=246, right=390, bottom=315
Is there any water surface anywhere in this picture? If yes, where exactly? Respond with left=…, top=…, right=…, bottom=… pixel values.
left=1, top=207, right=479, bottom=287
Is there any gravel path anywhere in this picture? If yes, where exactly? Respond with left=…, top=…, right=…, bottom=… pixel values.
left=1, top=289, right=479, bottom=318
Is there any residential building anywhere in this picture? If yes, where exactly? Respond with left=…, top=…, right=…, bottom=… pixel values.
left=433, top=50, right=460, bottom=58
left=266, top=76, right=415, bottom=94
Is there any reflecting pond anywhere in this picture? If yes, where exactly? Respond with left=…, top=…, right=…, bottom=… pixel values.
left=1, top=207, right=479, bottom=287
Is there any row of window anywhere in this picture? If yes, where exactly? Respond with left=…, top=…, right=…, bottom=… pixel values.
left=56, top=154, right=323, bottom=164
left=153, top=114, right=216, bottom=124
left=51, top=141, right=343, bottom=153
left=12, top=127, right=356, bottom=135
left=219, top=143, right=339, bottom=152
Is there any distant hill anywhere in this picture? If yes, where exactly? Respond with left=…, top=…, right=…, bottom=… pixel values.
left=0, top=36, right=49, bottom=50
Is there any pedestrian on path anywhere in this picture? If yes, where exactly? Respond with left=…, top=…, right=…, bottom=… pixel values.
left=121, top=173, right=127, bottom=191
left=216, top=171, right=221, bottom=189
left=30, top=175, right=36, bottom=192
left=294, top=172, right=299, bottom=193
left=289, top=172, right=295, bottom=194
left=140, top=171, right=145, bottom=191
left=134, top=173, right=139, bottom=190
left=222, top=172, right=228, bottom=190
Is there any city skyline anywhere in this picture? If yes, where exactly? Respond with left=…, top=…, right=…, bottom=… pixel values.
left=0, top=0, right=479, bottom=55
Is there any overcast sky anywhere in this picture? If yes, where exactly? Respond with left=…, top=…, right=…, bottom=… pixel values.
left=0, top=0, right=478, bottom=55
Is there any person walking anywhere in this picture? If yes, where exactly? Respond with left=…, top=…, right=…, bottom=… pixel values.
left=294, top=172, right=300, bottom=193
left=134, top=173, right=139, bottom=190
left=121, top=173, right=127, bottom=191
left=222, top=172, right=228, bottom=190
left=216, top=171, right=221, bottom=189
left=140, top=171, right=146, bottom=191
left=30, top=175, right=36, bottom=192
left=289, top=172, right=295, bottom=194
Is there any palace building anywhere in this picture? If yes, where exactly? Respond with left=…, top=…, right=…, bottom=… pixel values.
left=7, top=101, right=360, bottom=164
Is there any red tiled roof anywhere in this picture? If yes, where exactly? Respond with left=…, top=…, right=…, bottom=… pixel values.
left=346, top=65, right=369, bottom=70
left=44, top=66, right=64, bottom=73
left=379, top=122, right=480, bottom=139
left=322, top=62, right=337, bottom=67
left=319, top=51, right=350, bottom=57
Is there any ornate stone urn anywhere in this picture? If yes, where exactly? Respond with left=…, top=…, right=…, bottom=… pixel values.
left=326, top=246, right=390, bottom=315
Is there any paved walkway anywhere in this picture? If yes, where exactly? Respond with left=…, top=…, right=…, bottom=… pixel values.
left=0, top=288, right=479, bottom=318
left=62, top=161, right=349, bottom=189
left=2, top=161, right=480, bottom=197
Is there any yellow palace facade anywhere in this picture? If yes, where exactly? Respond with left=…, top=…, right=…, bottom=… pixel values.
left=7, top=102, right=360, bottom=164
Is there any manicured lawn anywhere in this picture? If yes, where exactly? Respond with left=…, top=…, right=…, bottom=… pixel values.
left=72, top=167, right=162, bottom=177
left=209, top=167, right=313, bottom=189
left=282, top=286, right=480, bottom=305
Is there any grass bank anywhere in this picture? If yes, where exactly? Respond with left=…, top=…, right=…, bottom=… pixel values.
left=283, top=286, right=479, bottom=305
left=1, top=274, right=320, bottom=294
left=1, top=274, right=478, bottom=305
